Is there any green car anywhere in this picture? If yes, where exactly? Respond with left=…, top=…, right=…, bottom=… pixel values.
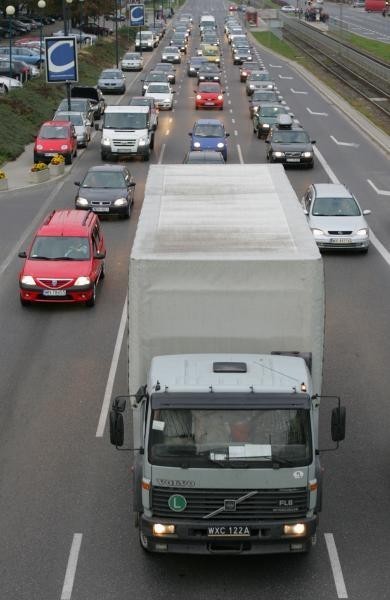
left=253, top=103, right=293, bottom=139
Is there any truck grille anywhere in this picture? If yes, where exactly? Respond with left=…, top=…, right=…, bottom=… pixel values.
left=113, top=139, right=136, bottom=148
left=152, top=487, right=308, bottom=521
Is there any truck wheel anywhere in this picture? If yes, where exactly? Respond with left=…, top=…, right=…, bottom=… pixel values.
left=257, top=129, right=262, bottom=139
left=139, top=530, right=151, bottom=552
left=150, top=135, right=154, bottom=150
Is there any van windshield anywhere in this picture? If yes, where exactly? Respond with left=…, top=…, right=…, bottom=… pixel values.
left=103, top=112, right=148, bottom=129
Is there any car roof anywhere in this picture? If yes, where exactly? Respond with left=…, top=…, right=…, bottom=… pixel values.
left=87, top=164, right=128, bottom=173
left=37, top=210, right=96, bottom=237
left=41, top=120, right=72, bottom=127
left=312, top=183, right=352, bottom=198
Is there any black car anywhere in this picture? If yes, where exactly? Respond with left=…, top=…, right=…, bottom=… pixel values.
left=240, top=61, right=262, bottom=82
left=248, top=89, right=284, bottom=117
left=183, top=150, right=226, bottom=164
left=197, top=63, right=221, bottom=83
left=141, top=70, right=169, bottom=95
left=82, top=23, right=112, bottom=35
left=153, top=62, right=176, bottom=84
left=71, top=85, right=106, bottom=119
left=187, top=56, right=208, bottom=76
left=170, top=35, right=187, bottom=53
left=265, top=115, right=315, bottom=168
left=233, top=47, right=253, bottom=65
left=253, top=103, right=293, bottom=139
left=74, top=165, right=136, bottom=219
left=57, top=98, right=95, bottom=124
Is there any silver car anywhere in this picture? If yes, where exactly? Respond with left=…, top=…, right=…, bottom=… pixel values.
left=246, top=71, right=276, bottom=95
left=53, top=111, right=92, bottom=147
left=301, top=183, right=371, bottom=253
left=161, top=46, right=181, bottom=64
left=121, top=52, right=143, bottom=71
left=98, top=68, right=126, bottom=94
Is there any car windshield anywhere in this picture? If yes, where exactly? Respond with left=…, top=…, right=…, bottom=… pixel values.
left=194, top=124, right=224, bottom=137
left=56, top=113, right=83, bottom=125
left=252, top=91, right=277, bottom=101
left=29, top=236, right=90, bottom=260
left=199, top=84, right=220, bottom=92
left=200, top=64, right=219, bottom=72
left=250, top=73, right=271, bottom=81
left=312, top=197, right=361, bottom=217
left=273, top=130, right=310, bottom=143
left=165, top=46, right=178, bottom=52
left=149, top=408, right=311, bottom=467
left=124, top=53, right=139, bottom=60
left=148, top=72, right=166, bottom=81
left=81, top=171, right=126, bottom=188
left=103, top=112, right=147, bottom=129
left=59, top=99, right=87, bottom=111
left=202, top=47, right=219, bottom=56
left=39, top=125, right=68, bottom=139
left=260, top=106, right=285, bottom=117
left=129, top=98, right=150, bottom=106
left=147, top=84, right=169, bottom=93
left=101, top=71, right=121, bottom=79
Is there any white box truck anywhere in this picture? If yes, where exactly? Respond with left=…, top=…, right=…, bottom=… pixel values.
left=99, top=105, right=154, bottom=161
left=110, top=164, right=345, bottom=555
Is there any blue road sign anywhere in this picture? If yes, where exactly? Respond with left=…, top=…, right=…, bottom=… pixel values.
left=130, top=4, right=145, bottom=26
left=45, top=37, right=78, bottom=83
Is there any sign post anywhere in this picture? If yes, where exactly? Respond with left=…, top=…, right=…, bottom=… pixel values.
left=45, top=37, right=78, bottom=111
left=130, top=4, right=145, bottom=56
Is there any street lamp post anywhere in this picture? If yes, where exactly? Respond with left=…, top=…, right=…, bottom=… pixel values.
left=62, top=0, right=73, bottom=110
left=79, top=0, right=84, bottom=45
left=38, top=0, right=46, bottom=70
left=115, top=0, right=119, bottom=68
left=6, top=5, right=15, bottom=81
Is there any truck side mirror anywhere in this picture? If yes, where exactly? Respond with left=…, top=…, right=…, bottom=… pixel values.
left=109, top=396, right=127, bottom=446
left=331, top=406, right=346, bottom=442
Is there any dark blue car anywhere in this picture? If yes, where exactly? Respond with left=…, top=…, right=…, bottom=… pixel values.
left=188, top=119, right=229, bottom=161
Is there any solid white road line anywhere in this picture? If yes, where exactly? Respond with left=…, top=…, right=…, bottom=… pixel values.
left=96, top=299, right=127, bottom=438
left=61, top=533, right=83, bottom=600
left=0, top=180, right=65, bottom=278
left=313, top=146, right=340, bottom=184
left=324, top=533, right=348, bottom=599
left=237, top=144, right=244, bottom=164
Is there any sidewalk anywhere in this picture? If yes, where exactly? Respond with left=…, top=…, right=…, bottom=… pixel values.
left=1, top=142, right=70, bottom=192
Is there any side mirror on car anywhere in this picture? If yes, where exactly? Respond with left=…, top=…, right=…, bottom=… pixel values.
left=94, top=250, right=106, bottom=259
left=265, top=140, right=270, bottom=144
left=311, top=140, right=316, bottom=144
left=18, top=251, right=27, bottom=258
left=363, top=209, right=371, bottom=215
left=226, top=133, right=230, bottom=137
left=74, top=181, right=80, bottom=186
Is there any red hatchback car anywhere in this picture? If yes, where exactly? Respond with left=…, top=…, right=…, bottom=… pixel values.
left=33, top=120, right=78, bottom=165
left=195, top=82, right=224, bottom=110
left=18, top=210, right=106, bottom=307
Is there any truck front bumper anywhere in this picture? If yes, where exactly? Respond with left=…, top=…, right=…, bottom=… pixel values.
left=140, top=514, right=318, bottom=555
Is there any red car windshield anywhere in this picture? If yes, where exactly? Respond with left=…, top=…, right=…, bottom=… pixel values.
left=199, top=84, right=220, bottom=93
left=29, top=236, right=90, bottom=260
left=39, top=126, right=69, bottom=139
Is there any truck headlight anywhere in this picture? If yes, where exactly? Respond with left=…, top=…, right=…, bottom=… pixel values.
left=252, top=106, right=258, bottom=113
left=21, top=275, right=36, bottom=286
left=193, top=142, right=201, bottom=148
left=153, top=524, right=176, bottom=536
left=356, top=228, right=369, bottom=237
left=249, top=84, right=254, bottom=89
left=76, top=197, right=89, bottom=206
left=199, top=75, right=205, bottom=80
left=217, top=142, right=224, bottom=148
left=74, top=276, right=91, bottom=286
left=113, top=197, right=127, bottom=206
left=302, top=151, right=313, bottom=158
left=262, top=123, right=270, bottom=128
left=101, top=137, right=111, bottom=146
left=138, top=137, right=149, bottom=146
left=283, top=523, right=306, bottom=536
left=311, top=228, right=325, bottom=237
left=273, top=151, right=284, bottom=157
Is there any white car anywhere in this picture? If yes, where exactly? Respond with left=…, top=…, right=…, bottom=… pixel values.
left=52, top=29, right=97, bottom=44
left=301, top=183, right=371, bottom=253
left=0, top=76, right=23, bottom=92
left=281, top=5, right=298, bottom=12
left=121, top=52, right=144, bottom=71
left=161, top=46, right=181, bottom=64
left=144, top=82, right=175, bottom=110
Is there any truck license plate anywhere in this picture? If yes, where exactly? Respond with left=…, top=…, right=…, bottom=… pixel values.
left=207, top=525, right=250, bottom=537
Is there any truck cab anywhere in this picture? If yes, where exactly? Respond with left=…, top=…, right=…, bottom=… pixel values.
left=100, top=105, right=154, bottom=161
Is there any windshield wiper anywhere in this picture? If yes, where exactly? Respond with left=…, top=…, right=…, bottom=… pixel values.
left=271, top=455, right=295, bottom=468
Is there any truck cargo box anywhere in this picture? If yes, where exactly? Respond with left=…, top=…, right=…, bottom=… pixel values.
left=129, top=164, right=324, bottom=396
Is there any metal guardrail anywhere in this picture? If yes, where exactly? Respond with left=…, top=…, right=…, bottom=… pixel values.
left=280, top=16, right=390, bottom=84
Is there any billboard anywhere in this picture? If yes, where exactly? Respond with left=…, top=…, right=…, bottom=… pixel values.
left=45, top=37, right=78, bottom=83
left=130, top=4, right=145, bottom=26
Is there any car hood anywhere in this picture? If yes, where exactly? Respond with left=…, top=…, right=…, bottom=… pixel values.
left=145, top=92, right=171, bottom=100
left=77, top=187, right=127, bottom=201
left=23, top=259, right=91, bottom=279
left=192, top=135, right=225, bottom=149
left=309, top=215, right=367, bottom=231
left=99, top=78, right=122, bottom=85
left=271, top=142, right=313, bottom=152
left=36, top=139, right=71, bottom=151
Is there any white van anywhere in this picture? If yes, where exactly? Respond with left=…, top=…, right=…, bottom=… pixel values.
left=100, top=106, right=154, bottom=161
left=199, top=15, right=216, bottom=31
left=135, top=30, right=156, bottom=51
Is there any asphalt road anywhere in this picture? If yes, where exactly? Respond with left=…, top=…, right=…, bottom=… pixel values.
left=0, top=1, right=390, bottom=598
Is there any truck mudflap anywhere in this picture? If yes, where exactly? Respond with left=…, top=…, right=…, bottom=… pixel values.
left=139, top=515, right=318, bottom=555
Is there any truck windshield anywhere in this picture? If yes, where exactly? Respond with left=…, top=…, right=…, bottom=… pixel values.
left=103, top=113, right=147, bottom=129
left=149, top=408, right=311, bottom=468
